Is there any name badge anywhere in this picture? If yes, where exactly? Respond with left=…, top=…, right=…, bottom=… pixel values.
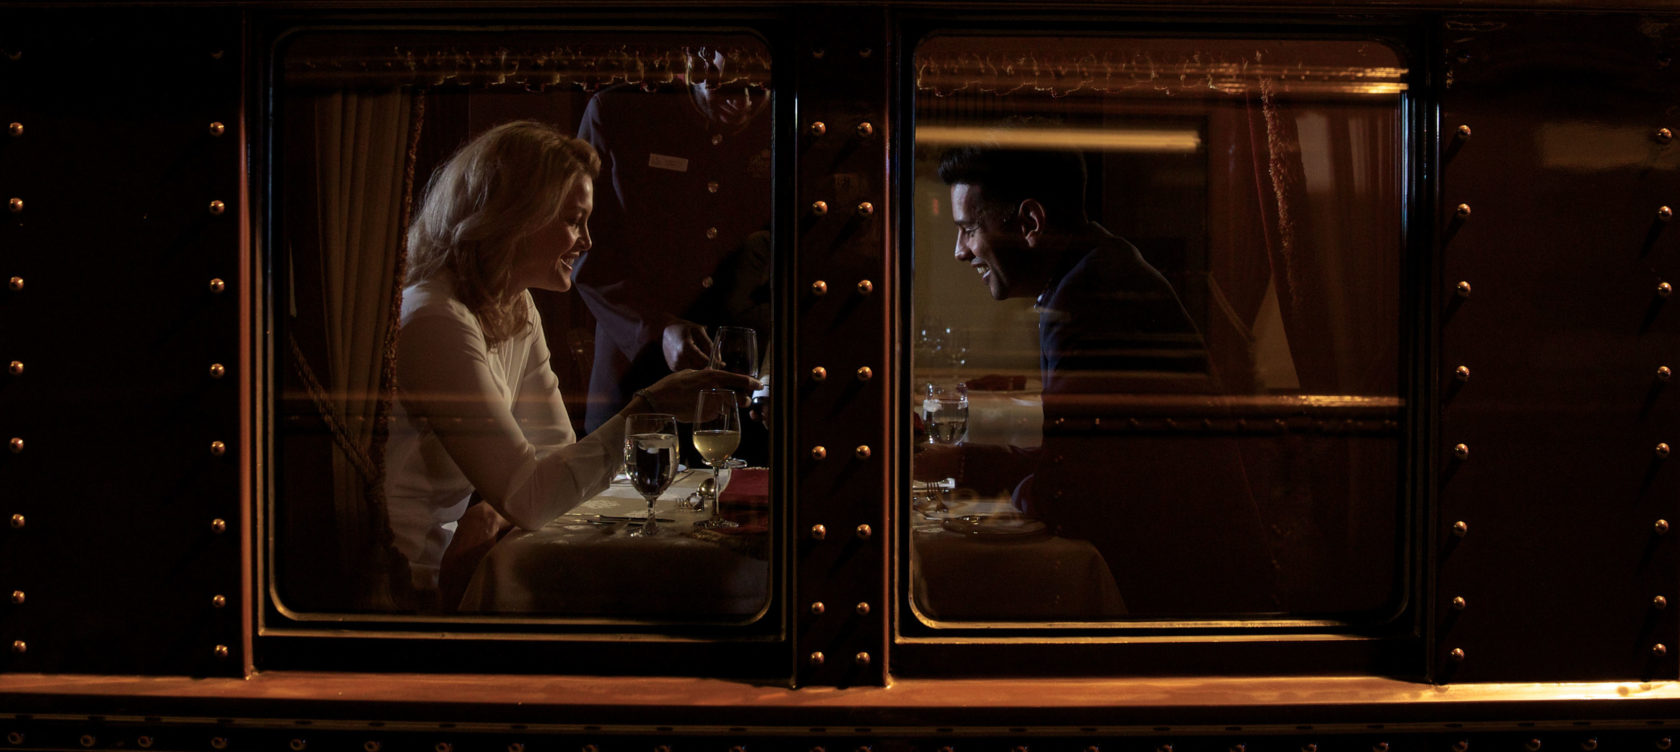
left=648, top=153, right=689, bottom=172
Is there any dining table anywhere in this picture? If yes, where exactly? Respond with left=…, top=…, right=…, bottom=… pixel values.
left=909, top=494, right=1128, bottom=622
left=458, top=467, right=771, bottom=618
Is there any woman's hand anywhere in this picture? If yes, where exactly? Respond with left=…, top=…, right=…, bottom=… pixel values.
left=637, top=368, right=759, bottom=418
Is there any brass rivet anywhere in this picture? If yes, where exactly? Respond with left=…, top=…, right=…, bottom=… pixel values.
left=79, top=736, right=95, bottom=748
left=291, top=740, right=307, bottom=752
left=7, top=437, right=21, bottom=454
left=1228, top=746, right=1244, bottom=752
left=7, top=361, right=21, bottom=376
left=214, top=644, right=230, bottom=660
left=1455, top=203, right=1472, bottom=218
left=1656, top=595, right=1670, bottom=610
left=211, top=518, right=227, bottom=534
left=857, top=201, right=874, bottom=216
left=209, top=278, right=226, bottom=294
left=811, top=445, right=827, bottom=460
left=8, top=514, right=22, bottom=529
left=856, top=523, right=872, bottom=539
left=1450, top=647, right=1466, bottom=662
left=7, top=198, right=21, bottom=214
left=856, top=122, right=874, bottom=138
left=811, top=201, right=829, bottom=216
left=212, top=594, right=227, bottom=608
left=1526, top=740, right=1542, bottom=752
left=1456, top=281, right=1472, bottom=298
left=856, top=366, right=873, bottom=381
left=1373, top=744, right=1389, bottom=752
left=1457, top=124, right=1472, bottom=139
left=1658, top=519, right=1671, bottom=535
left=1659, top=739, right=1673, bottom=751
left=856, top=279, right=874, bottom=295
left=211, top=440, right=227, bottom=456
left=810, top=601, right=825, bottom=615
left=1661, top=366, right=1674, bottom=382
left=855, top=445, right=871, bottom=459
left=1659, top=128, right=1675, bottom=144
left=365, top=742, right=381, bottom=752
left=1159, top=746, right=1174, bottom=752
left=808, top=651, right=825, bottom=666
left=209, top=122, right=226, bottom=137
left=854, top=651, right=870, bottom=666
left=582, top=746, right=598, bottom=752
left=6, top=123, right=20, bottom=138
left=437, top=743, right=452, bottom=752
left=9, top=590, right=22, bottom=605
left=209, top=200, right=226, bottom=216
left=6, top=277, right=20, bottom=292
left=809, top=121, right=827, bottom=137
left=1452, top=520, right=1469, bottom=537
left=1452, top=741, right=1469, bottom=752
left=1649, top=640, right=1664, bottom=655
left=211, top=739, right=228, bottom=751
left=812, top=48, right=826, bottom=59
left=1583, top=738, right=1598, bottom=751
left=1454, top=443, right=1470, bottom=460
left=1301, top=745, right=1316, bottom=752
left=10, top=640, right=23, bottom=654
left=1455, top=365, right=1471, bottom=382
left=138, top=736, right=153, bottom=749
left=705, top=226, right=718, bottom=240
left=810, top=524, right=827, bottom=540
left=811, top=280, right=828, bottom=296
left=1452, top=596, right=1467, bottom=611
left=811, top=366, right=828, bottom=381
left=706, top=181, right=719, bottom=194
left=210, top=363, right=226, bottom=379
left=1662, top=206, right=1675, bottom=222
left=1662, top=282, right=1674, bottom=298
left=855, top=601, right=870, bottom=615
left=1659, top=443, right=1672, bottom=459
left=509, top=744, right=524, bottom=752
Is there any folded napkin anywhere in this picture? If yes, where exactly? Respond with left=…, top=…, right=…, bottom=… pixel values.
left=719, top=467, right=769, bottom=508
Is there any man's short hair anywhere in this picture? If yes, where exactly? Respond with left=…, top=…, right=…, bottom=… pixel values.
left=937, top=141, right=1088, bottom=228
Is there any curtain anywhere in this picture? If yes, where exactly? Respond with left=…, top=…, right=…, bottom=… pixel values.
left=291, top=88, right=425, bottom=609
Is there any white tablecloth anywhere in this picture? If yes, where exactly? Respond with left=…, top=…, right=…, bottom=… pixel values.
left=910, top=498, right=1126, bottom=621
left=458, top=471, right=770, bottom=618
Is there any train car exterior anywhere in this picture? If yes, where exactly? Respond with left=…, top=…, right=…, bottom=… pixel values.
left=6, top=0, right=1680, bottom=749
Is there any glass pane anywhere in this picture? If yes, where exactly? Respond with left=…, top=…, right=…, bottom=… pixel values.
left=272, top=31, right=774, bottom=621
left=909, top=35, right=1406, bottom=623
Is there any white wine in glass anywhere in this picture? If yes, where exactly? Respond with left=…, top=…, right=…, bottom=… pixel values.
left=624, top=413, right=679, bottom=537
left=692, top=388, right=741, bottom=529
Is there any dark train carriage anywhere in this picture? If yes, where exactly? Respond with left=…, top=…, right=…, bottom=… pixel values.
left=4, top=0, right=1680, bottom=749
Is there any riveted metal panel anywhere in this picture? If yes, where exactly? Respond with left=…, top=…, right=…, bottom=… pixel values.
left=1435, top=13, right=1680, bottom=682
left=0, top=8, right=245, bottom=675
left=792, top=5, right=892, bottom=687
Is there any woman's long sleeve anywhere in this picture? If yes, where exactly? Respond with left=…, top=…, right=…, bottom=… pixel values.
left=393, top=309, right=625, bottom=531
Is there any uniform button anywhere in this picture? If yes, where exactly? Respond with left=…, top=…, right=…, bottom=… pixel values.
left=707, top=181, right=720, bottom=193
left=705, top=226, right=719, bottom=240
left=711, top=133, right=723, bottom=146
left=701, top=276, right=715, bottom=288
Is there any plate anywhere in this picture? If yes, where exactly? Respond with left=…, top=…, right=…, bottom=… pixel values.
left=940, top=513, right=1047, bottom=538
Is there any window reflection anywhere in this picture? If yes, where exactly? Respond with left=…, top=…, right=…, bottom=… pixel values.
left=273, top=33, right=773, bottom=621
left=910, top=36, right=1406, bottom=622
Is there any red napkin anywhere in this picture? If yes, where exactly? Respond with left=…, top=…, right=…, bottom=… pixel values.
left=714, top=468, right=770, bottom=534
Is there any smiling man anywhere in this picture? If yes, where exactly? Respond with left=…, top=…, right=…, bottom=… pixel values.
left=923, top=141, right=1279, bottom=616
left=938, top=144, right=1208, bottom=396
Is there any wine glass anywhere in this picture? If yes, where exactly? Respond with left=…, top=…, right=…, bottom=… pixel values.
left=692, top=388, right=742, bottom=529
left=711, top=326, right=760, bottom=378
left=624, top=413, right=679, bottom=537
left=915, top=386, right=968, bottom=517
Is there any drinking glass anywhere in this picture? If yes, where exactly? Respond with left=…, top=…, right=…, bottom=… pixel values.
left=914, top=387, right=968, bottom=517
left=692, top=388, right=742, bottom=529
left=711, top=326, right=760, bottom=378
left=624, top=413, right=679, bottom=537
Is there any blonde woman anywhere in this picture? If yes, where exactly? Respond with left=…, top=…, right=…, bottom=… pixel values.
left=384, top=121, right=756, bottom=602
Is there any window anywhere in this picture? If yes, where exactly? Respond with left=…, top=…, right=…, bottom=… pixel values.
left=267, top=29, right=777, bottom=626
left=908, top=34, right=1409, bottom=625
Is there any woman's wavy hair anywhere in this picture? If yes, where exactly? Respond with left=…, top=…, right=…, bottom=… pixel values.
left=405, top=120, right=600, bottom=346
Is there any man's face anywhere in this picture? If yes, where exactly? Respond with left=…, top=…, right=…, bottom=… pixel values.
left=690, top=49, right=769, bottom=128
left=951, top=183, right=1034, bottom=300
